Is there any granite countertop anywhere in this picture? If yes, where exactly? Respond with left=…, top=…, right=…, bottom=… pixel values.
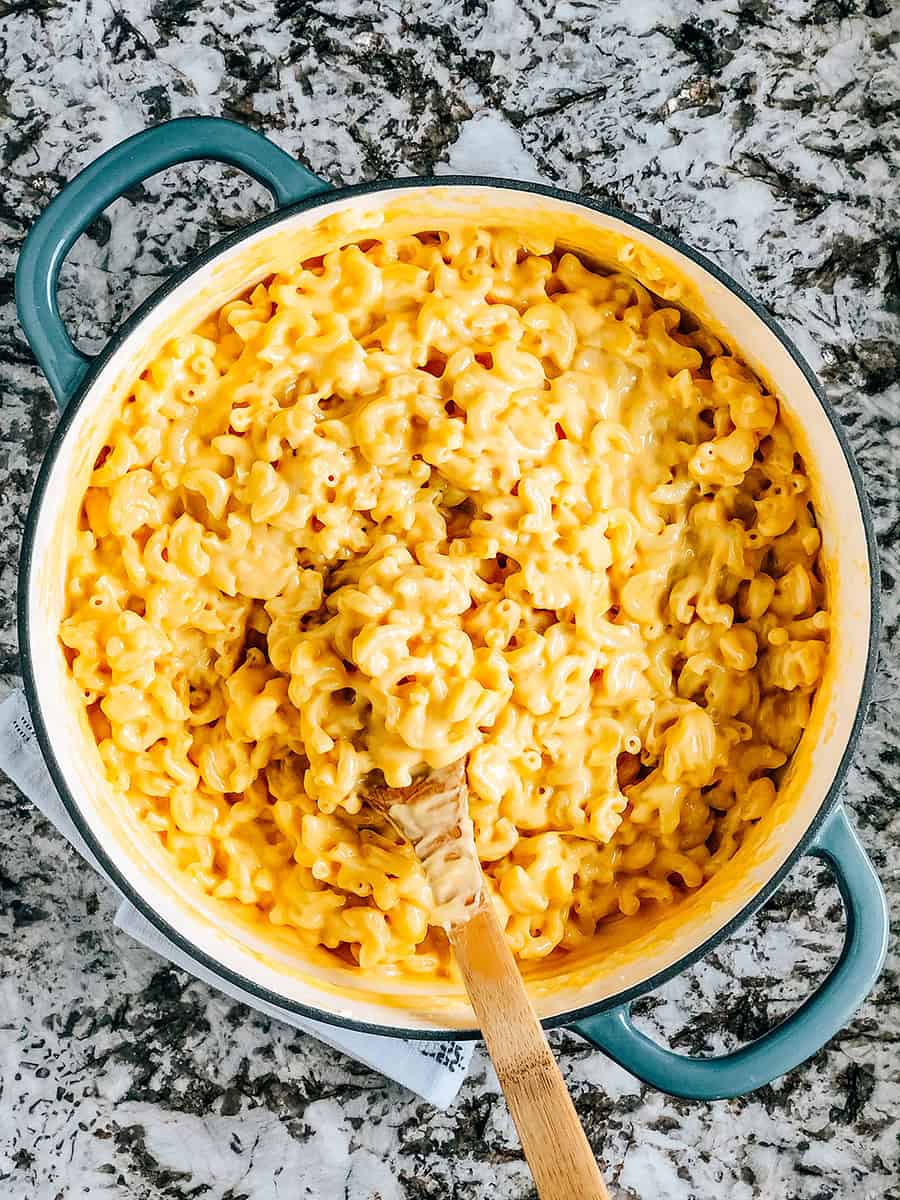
left=1, top=2, right=898, bottom=1197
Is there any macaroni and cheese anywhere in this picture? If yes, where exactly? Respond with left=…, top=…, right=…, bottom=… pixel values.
left=60, top=224, right=829, bottom=975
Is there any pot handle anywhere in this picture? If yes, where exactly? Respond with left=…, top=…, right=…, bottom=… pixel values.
left=15, top=116, right=329, bottom=408
left=571, top=803, right=888, bottom=1100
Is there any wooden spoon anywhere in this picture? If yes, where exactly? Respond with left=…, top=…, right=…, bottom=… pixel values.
left=368, top=759, right=610, bottom=1200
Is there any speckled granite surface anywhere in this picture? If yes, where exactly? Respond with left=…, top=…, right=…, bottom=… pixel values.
left=1, top=2, right=898, bottom=1197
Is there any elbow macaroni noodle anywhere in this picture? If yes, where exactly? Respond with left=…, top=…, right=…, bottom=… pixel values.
left=61, top=224, right=829, bottom=975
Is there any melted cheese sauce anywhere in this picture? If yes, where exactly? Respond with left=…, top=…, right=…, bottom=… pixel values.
left=59, top=222, right=830, bottom=977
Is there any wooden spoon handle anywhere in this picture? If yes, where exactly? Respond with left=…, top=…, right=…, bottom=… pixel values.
left=450, top=903, right=610, bottom=1200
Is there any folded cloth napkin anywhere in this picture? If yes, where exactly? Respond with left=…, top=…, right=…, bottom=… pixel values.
left=0, top=689, right=473, bottom=1108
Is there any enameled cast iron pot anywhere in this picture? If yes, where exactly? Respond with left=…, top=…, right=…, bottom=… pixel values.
left=15, top=117, right=889, bottom=1100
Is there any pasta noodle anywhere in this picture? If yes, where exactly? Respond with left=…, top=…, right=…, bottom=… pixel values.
left=60, top=223, right=829, bottom=975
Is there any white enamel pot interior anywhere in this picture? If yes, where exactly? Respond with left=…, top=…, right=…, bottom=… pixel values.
left=21, top=182, right=876, bottom=1036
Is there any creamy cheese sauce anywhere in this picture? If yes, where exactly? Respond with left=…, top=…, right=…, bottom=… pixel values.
left=59, top=220, right=830, bottom=976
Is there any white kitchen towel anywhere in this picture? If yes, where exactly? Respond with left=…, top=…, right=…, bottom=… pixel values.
left=0, top=689, right=473, bottom=1108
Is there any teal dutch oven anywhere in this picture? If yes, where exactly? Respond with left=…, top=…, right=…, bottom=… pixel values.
left=15, top=117, right=889, bottom=1100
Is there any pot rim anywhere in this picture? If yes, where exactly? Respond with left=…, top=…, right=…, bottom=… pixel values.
left=18, top=175, right=881, bottom=1039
